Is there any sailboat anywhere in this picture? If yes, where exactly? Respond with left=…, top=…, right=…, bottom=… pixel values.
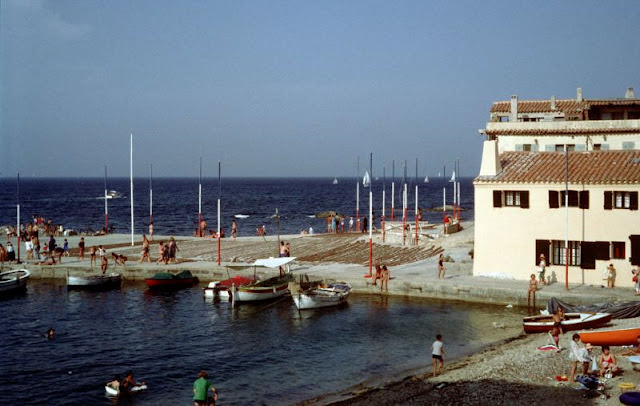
left=362, top=171, right=371, bottom=188
left=332, top=177, right=338, bottom=185
left=424, top=176, right=429, bottom=183
left=449, top=171, right=456, bottom=182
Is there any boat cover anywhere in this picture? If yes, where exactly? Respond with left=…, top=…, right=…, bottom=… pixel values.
left=253, top=257, right=296, bottom=268
left=547, top=297, right=640, bottom=319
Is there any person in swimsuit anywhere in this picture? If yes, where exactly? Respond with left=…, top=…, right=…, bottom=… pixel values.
left=598, top=346, right=618, bottom=377
left=438, top=253, right=445, bottom=279
left=380, top=265, right=390, bottom=292
left=89, top=246, right=97, bottom=267
left=231, top=220, right=237, bottom=241
left=78, top=237, right=85, bottom=260
left=527, top=273, right=538, bottom=308
left=140, top=234, right=151, bottom=263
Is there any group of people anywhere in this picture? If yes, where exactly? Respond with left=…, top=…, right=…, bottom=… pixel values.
left=371, top=263, right=390, bottom=291
left=138, top=234, right=179, bottom=264
left=567, top=333, right=631, bottom=383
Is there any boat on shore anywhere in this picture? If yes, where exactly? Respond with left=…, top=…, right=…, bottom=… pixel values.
left=229, top=257, right=296, bottom=303
left=0, top=269, right=31, bottom=295
left=290, top=279, right=351, bottom=310
left=145, top=270, right=199, bottom=289
left=523, top=312, right=612, bottom=334
left=67, top=273, right=122, bottom=290
left=578, top=327, right=640, bottom=346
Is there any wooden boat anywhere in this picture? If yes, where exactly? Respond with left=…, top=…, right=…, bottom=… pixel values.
left=0, top=269, right=31, bottom=295
left=67, top=273, right=122, bottom=290
left=230, top=257, right=296, bottom=303
left=578, top=327, right=640, bottom=346
left=291, top=281, right=351, bottom=310
left=523, top=312, right=612, bottom=334
left=145, top=270, right=199, bottom=289
left=203, top=275, right=255, bottom=300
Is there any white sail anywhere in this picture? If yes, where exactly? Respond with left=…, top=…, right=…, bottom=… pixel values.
left=362, top=171, right=371, bottom=188
left=449, top=171, right=456, bottom=182
left=332, top=177, right=338, bottom=185
left=424, top=176, right=429, bottom=183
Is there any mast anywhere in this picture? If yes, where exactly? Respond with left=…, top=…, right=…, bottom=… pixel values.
left=217, top=160, right=221, bottom=265
left=16, top=173, right=21, bottom=263
left=149, top=163, right=153, bottom=226
left=198, top=157, right=202, bottom=237
left=130, top=133, right=134, bottom=246
left=104, top=165, right=108, bottom=233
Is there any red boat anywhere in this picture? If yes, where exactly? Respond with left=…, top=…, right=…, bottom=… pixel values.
left=203, top=275, right=255, bottom=300
left=578, top=327, right=640, bottom=346
left=523, top=312, right=612, bottom=334
left=145, top=270, right=199, bottom=289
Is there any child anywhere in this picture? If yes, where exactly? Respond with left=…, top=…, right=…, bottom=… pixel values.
left=598, top=346, right=618, bottom=378
left=569, top=333, right=590, bottom=383
left=63, top=238, right=70, bottom=256
left=431, top=334, right=444, bottom=377
left=527, top=273, right=537, bottom=307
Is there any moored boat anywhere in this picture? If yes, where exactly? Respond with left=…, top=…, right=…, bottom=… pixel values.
left=230, top=257, right=296, bottom=303
left=290, top=280, right=351, bottom=310
left=67, top=273, right=122, bottom=290
left=578, top=327, right=640, bottom=346
left=203, top=275, right=255, bottom=300
left=523, top=312, right=612, bottom=334
left=0, top=269, right=31, bottom=295
left=145, top=270, right=199, bottom=289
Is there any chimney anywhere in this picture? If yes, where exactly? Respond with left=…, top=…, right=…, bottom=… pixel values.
left=577, top=87, right=583, bottom=102
left=550, top=95, right=556, bottom=110
left=626, top=87, right=635, bottom=99
left=479, top=140, right=502, bottom=177
left=510, top=95, right=518, bottom=122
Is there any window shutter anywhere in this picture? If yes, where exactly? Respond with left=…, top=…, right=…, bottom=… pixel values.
left=630, top=235, right=640, bottom=266
left=535, top=240, right=550, bottom=266
left=493, top=191, right=502, bottom=207
left=520, top=191, right=529, bottom=208
left=594, top=242, right=610, bottom=260
left=630, top=192, right=638, bottom=211
left=568, top=190, right=579, bottom=207
left=548, top=191, right=559, bottom=208
left=580, top=242, right=596, bottom=269
left=579, top=191, right=589, bottom=209
left=604, top=191, right=613, bottom=210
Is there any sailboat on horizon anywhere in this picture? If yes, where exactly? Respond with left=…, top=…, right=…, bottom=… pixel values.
left=424, top=175, right=429, bottom=183
left=449, top=171, right=456, bottom=182
left=362, top=171, right=371, bottom=188
left=332, top=177, right=338, bottom=185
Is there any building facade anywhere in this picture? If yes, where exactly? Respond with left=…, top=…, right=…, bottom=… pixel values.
left=474, top=88, right=640, bottom=286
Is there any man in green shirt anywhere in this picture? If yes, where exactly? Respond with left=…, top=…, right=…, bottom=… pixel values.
left=193, top=370, right=217, bottom=406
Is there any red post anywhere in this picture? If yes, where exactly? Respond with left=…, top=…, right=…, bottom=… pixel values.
left=356, top=209, right=360, bottom=233
left=217, top=237, right=221, bottom=265
left=382, top=215, right=385, bottom=243
left=415, top=213, right=418, bottom=244
left=368, top=238, right=373, bottom=276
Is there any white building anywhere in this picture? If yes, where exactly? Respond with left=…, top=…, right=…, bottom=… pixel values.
left=474, top=88, right=640, bottom=286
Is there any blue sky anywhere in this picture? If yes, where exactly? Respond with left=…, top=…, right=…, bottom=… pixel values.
left=1, top=0, right=639, bottom=178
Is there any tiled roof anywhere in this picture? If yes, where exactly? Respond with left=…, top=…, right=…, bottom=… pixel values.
left=486, top=127, right=640, bottom=136
left=475, top=150, right=640, bottom=184
left=490, top=99, right=640, bottom=114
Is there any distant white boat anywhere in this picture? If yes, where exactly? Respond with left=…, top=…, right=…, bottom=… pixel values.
left=424, top=176, right=429, bottom=183
left=99, top=190, right=122, bottom=199
left=449, top=171, right=456, bottom=182
left=362, top=171, right=371, bottom=188
left=234, top=214, right=250, bottom=219
left=332, top=177, right=338, bottom=185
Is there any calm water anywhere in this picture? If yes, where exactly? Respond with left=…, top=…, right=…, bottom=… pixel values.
left=0, top=177, right=474, bottom=236
left=0, top=281, right=524, bottom=405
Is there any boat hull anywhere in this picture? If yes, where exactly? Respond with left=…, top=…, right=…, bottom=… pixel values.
left=578, top=327, right=640, bottom=346
left=0, top=269, right=31, bottom=295
left=68, top=274, right=122, bottom=290
left=203, top=276, right=255, bottom=300
left=233, top=283, right=289, bottom=302
left=523, top=312, right=612, bottom=334
left=292, top=283, right=351, bottom=310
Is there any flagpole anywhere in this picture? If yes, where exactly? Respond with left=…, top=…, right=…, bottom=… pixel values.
left=565, top=147, right=569, bottom=290
left=149, top=163, right=153, bottom=227
left=391, top=160, right=395, bottom=220
left=130, top=133, right=134, bottom=246
left=104, top=166, right=108, bottom=233
left=415, top=185, right=419, bottom=244
left=16, top=173, right=21, bottom=263
left=368, top=188, right=373, bottom=277
left=198, top=157, right=202, bottom=237
left=217, top=160, right=221, bottom=265
left=443, top=187, right=446, bottom=234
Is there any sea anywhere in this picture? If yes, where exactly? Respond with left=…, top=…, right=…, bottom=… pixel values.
left=0, top=177, right=474, bottom=237
left=0, top=178, right=526, bottom=406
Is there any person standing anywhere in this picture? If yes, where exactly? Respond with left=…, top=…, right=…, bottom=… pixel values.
left=438, top=253, right=446, bottom=279
left=431, top=334, right=445, bottom=377
left=89, top=246, right=97, bottom=267
left=169, top=237, right=178, bottom=263
left=63, top=238, right=70, bottom=257
left=48, top=235, right=56, bottom=259
left=380, top=265, right=390, bottom=292
left=633, top=266, right=640, bottom=296
left=148, top=221, right=154, bottom=241
left=193, top=371, right=217, bottom=406
left=568, top=334, right=591, bottom=383
left=606, top=264, right=616, bottom=288
left=231, top=220, right=237, bottom=241
left=99, top=247, right=108, bottom=274
left=140, top=234, right=151, bottom=263
left=25, top=237, right=33, bottom=260
left=6, top=241, right=15, bottom=262
left=527, top=273, right=538, bottom=308
left=33, top=235, right=41, bottom=260
left=78, top=237, right=85, bottom=260
left=538, top=254, right=547, bottom=285
left=349, top=216, right=354, bottom=232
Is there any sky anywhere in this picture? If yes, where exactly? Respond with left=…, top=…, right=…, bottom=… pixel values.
left=1, top=0, right=639, bottom=178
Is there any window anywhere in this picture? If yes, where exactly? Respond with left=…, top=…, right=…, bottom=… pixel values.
left=612, top=242, right=625, bottom=259
left=631, top=235, right=640, bottom=266
left=493, top=190, right=529, bottom=208
left=603, top=191, right=638, bottom=210
left=548, top=190, right=589, bottom=209
left=623, top=142, right=636, bottom=150
left=593, top=144, right=601, bottom=150
left=552, top=240, right=581, bottom=266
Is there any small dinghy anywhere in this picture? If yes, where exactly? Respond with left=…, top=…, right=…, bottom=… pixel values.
left=522, top=312, right=611, bottom=334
